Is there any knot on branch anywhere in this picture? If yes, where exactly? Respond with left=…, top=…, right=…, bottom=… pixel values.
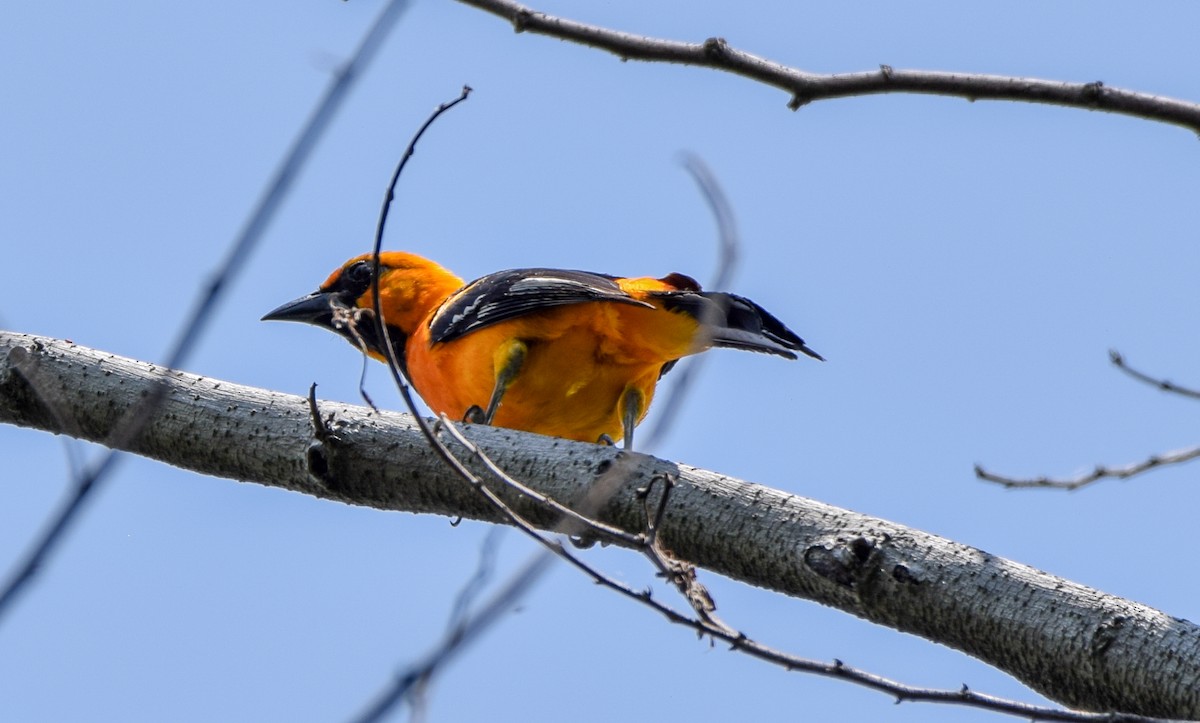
left=1089, top=614, right=1130, bottom=660
left=804, top=535, right=927, bottom=593
left=512, top=8, right=533, bottom=33
left=1081, top=80, right=1105, bottom=107
left=4, top=341, right=85, bottom=439
left=702, top=37, right=730, bottom=60
left=804, top=536, right=876, bottom=588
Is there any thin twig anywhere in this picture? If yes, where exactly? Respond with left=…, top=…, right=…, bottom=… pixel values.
left=457, top=0, right=1200, bottom=134
left=346, top=87, right=606, bottom=722
left=434, top=416, right=642, bottom=545
left=445, top=527, right=504, bottom=631
left=975, top=445, right=1200, bottom=490
left=364, top=525, right=506, bottom=723
left=0, top=0, right=412, bottom=623
left=348, top=551, right=555, bottom=723
left=638, top=155, right=741, bottom=449
left=683, top=154, right=741, bottom=292
left=636, top=474, right=733, bottom=636
left=368, top=84, right=473, bottom=376
left=361, top=87, right=628, bottom=548
left=355, top=89, right=566, bottom=529
left=1110, top=349, right=1200, bottom=400
left=359, top=85, right=631, bottom=550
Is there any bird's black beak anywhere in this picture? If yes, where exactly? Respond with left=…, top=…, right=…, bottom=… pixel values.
left=262, top=289, right=401, bottom=365
left=261, top=290, right=341, bottom=327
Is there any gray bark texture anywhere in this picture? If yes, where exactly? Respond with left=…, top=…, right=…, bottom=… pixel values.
left=1, top=330, right=1198, bottom=718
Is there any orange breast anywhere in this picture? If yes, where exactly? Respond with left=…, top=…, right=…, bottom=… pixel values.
left=405, top=301, right=701, bottom=442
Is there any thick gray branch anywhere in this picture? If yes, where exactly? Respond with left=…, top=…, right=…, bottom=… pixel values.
left=457, top=0, right=1200, bottom=134
left=2, top=330, right=1198, bottom=718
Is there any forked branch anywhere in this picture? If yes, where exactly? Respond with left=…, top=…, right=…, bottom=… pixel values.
left=977, top=350, right=1200, bottom=489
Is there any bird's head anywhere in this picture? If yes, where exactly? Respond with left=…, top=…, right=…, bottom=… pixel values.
left=262, top=251, right=464, bottom=360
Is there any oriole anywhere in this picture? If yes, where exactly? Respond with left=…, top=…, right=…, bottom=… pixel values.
left=264, top=252, right=822, bottom=448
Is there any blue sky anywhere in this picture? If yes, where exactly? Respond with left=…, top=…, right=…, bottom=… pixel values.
left=3, top=2, right=1200, bottom=721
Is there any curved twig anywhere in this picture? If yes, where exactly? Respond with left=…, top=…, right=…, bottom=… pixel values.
left=457, top=0, right=1200, bottom=133
left=638, top=155, right=741, bottom=450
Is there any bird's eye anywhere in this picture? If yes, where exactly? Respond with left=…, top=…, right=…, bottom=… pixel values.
left=342, top=260, right=374, bottom=292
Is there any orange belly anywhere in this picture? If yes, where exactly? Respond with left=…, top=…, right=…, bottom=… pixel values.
left=405, top=302, right=699, bottom=442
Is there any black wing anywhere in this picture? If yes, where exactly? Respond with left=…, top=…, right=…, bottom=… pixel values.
left=428, top=268, right=653, bottom=344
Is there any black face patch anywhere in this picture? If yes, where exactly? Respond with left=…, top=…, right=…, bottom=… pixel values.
left=328, top=259, right=375, bottom=300
left=265, top=257, right=409, bottom=368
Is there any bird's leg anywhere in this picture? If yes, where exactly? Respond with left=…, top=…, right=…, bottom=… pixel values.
left=483, top=339, right=528, bottom=424
left=618, top=386, right=646, bottom=451
left=462, top=405, right=486, bottom=424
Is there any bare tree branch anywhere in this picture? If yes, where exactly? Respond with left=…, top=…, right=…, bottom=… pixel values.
left=975, top=445, right=1200, bottom=491
left=3, top=331, right=1199, bottom=719
left=1110, top=349, right=1200, bottom=401
left=456, top=0, right=1200, bottom=133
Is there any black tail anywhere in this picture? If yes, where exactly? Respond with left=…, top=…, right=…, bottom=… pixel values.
left=657, top=291, right=824, bottom=361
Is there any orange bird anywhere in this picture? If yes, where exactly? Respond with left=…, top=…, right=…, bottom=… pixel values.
left=264, top=252, right=822, bottom=448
